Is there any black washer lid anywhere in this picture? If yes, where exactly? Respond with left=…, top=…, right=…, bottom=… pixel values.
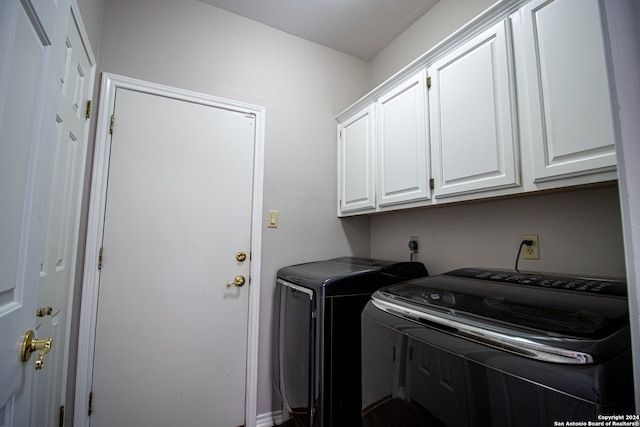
left=377, top=270, right=628, bottom=340
left=277, top=257, right=428, bottom=296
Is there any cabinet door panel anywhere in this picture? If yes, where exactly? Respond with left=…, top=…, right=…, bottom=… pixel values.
left=339, top=105, right=376, bottom=214
left=429, top=20, right=519, bottom=198
left=520, top=0, right=616, bottom=182
left=378, top=71, right=430, bottom=207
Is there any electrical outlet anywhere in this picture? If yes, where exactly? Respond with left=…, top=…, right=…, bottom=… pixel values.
left=522, top=234, right=539, bottom=260
left=409, top=236, right=419, bottom=253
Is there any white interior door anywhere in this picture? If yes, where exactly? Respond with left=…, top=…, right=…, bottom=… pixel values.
left=89, top=87, right=255, bottom=427
left=32, top=6, right=95, bottom=426
left=0, top=0, right=70, bottom=425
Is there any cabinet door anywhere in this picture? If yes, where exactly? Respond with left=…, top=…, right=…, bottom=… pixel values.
left=519, top=0, right=616, bottom=182
left=377, top=70, right=430, bottom=207
left=429, top=20, right=519, bottom=199
left=338, top=105, right=376, bottom=214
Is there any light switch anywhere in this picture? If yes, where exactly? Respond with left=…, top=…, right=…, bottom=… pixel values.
left=268, top=210, right=279, bottom=228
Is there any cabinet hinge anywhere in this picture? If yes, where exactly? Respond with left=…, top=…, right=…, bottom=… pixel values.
left=59, top=405, right=64, bottom=427
left=429, top=178, right=434, bottom=190
left=88, top=391, right=93, bottom=416
left=98, top=248, right=103, bottom=270
left=85, top=100, right=92, bottom=119
left=426, top=76, right=432, bottom=88
left=109, top=115, right=115, bottom=134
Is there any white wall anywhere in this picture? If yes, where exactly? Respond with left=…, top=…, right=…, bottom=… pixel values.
left=93, top=0, right=371, bottom=418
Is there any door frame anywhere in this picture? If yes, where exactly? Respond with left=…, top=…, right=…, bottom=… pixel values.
left=73, top=73, right=265, bottom=427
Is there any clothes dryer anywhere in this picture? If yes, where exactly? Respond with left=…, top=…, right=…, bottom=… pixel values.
left=274, top=257, right=428, bottom=426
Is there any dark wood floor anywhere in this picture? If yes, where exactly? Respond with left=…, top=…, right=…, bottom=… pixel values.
left=276, top=399, right=443, bottom=426
left=278, top=413, right=312, bottom=427
left=362, top=398, right=444, bottom=427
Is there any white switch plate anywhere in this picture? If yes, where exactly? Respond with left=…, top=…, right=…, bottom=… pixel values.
left=268, top=210, right=279, bottom=228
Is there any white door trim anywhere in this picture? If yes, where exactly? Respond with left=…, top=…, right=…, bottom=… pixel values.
left=73, top=73, right=265, bottom=427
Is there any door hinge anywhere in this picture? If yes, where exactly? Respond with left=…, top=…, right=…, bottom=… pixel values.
left=98, top=248, right=103, bottom=270
left=88, top=391, right=93, bottom=416
left=59, top=405, right=64, bottom=427
left=85, top=100, right=92, bottom=119
left=426, top=76, right=431, bottom=88
left=429, top=178, right=435, bottom=190
left=109, top=115, right=115, bottom=134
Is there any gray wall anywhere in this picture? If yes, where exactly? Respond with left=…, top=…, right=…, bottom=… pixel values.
left=87, top=0, right=371, bottom=419
left=370, top=185, right=626, bottom=277
left=370, top=0, right=498, bottom=87
left=76, top=0, right=104, bottom=58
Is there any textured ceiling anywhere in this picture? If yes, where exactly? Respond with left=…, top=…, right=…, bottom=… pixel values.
left=198, top=0, right=440, bottom=60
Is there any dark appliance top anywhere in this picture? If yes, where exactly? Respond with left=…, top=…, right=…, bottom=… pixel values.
left=371, top=267, right=629, bottom=364
left=276, top=257, right=428, bottom=296
left=446, top=267, right=627, bottom=297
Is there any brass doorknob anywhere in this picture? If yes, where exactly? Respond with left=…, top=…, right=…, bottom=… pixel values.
left=226, top=275, right=246, bottom=288
left=20, top=330, right=53, bottom=370
left=236, top=251, right=247, bottom=262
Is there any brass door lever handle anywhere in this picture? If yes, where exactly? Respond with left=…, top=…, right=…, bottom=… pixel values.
left=226, top=275, right=246, bottom=288
left=20, top=330, right=53, bottom=370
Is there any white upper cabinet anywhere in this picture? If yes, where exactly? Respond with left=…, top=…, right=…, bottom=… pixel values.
left=516, top=0, right=617, bottom=184
left=338, top=104, right=376, bottom=214
left=377, top=70, right=430, bottom=207
left=428, top=19, right=520, bottom=199
left=336, top=0, right=620, bottom=216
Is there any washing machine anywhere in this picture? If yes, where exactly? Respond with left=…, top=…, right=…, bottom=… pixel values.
left=274, top=257, right=428, bottom=426
left=361, top=267, right=634, bottom=426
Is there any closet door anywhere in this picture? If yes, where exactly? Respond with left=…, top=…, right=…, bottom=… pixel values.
left=32, top=6, right=95, bottom=426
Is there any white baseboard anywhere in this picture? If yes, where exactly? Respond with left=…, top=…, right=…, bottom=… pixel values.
left=256, top=410, right=284, bottom=427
